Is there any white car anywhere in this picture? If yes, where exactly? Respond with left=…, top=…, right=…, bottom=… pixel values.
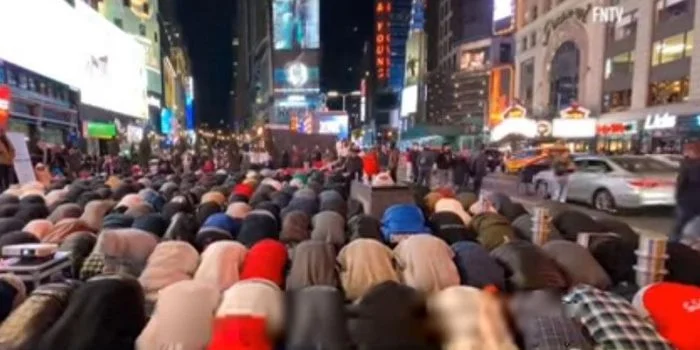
left=649, top=154, right=683, bottom=168
left=532, top=155, right=677, bottom=213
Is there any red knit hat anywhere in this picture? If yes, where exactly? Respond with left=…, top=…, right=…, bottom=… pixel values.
left=233, top=183, right=254, bottom=199
left=207, top=316, right=272, bottom=350
left=636, top=282, right=700, bottom=350
left=240, top=239, right=288, bottom=287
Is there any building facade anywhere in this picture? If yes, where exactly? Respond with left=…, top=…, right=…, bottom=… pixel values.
left=420, top=0, right=500, bottom=148
left=513, top=0, right=700, bottom=153
left=238, top=0, right=275, bottom=129
left=94, top=0, right=162, bottom=101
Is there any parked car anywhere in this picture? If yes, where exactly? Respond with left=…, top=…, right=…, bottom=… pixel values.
left=649, top=154, right=683, bottom=168
left=532, top=155, right=677, bottom=213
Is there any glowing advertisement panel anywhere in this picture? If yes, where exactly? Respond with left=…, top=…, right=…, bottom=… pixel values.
left=76, top=1, right=148, bottom=119
left=315, top=112, right=349, bottom=139
left=0, top=0, right=82, bottom=87
left=272, top=0, right=320, bottom=50
left=160, top=108, right=173, bottom=135
left=493, top=0, right=515, bottom=35
left=273, top=52, right=320, bottom=94
left=401, top=85, right=418, bottom=117
left=553, top=118, right=596, bottom=138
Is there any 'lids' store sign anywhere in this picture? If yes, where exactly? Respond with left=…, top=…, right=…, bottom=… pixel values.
left=644, top=113, right=677, bottom=130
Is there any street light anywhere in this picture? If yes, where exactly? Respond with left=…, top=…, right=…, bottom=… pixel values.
left=327, top=90, right=361, bottom=112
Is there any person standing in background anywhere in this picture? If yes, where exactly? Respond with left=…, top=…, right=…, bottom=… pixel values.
left=388, top=142, right=400, bottom=183
left=550, top=147, right=574, bottom=203
left=378, top=144, right=389, bottom=171
left=470, top=144, right=488, bottom=194
left=452, top=148, right=470, bottom=191
left=416, top=145, right=436, bottom=187
left=672, top=142, right=700, bottom=241
left=408, top=143, right=420, bottom=183
left=362, top=146, right=380, bottom=183
left=435, top=143, right=453, bottom=188
left=0, top=129, right=14, bottom=190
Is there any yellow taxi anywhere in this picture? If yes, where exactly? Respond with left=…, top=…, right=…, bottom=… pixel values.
left=503, top=145, right=568, bottom=174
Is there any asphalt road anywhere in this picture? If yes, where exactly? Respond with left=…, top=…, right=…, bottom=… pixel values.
left=483, top=173, right=674, bottom=236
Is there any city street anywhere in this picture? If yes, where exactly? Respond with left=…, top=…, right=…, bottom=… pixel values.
left=483, top=172, right=674, bottom=236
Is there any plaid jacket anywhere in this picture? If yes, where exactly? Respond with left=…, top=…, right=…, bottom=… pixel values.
left=563, top=285, right=673, bottom=350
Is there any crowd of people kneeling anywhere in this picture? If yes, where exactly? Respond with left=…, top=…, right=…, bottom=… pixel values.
left=0, top=168, right=695, bottom=349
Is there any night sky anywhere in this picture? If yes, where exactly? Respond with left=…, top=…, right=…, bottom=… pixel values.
left=177, top=0, right=374, bottom=126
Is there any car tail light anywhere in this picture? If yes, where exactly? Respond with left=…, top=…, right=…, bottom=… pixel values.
left=627, top=179, right=671, bottom=188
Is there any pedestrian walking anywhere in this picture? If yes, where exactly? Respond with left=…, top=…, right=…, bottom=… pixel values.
left=416, top=146, right=436, bottom=188
left=550, top=146, right=574, bottom=203
left=435, top=143, right=453, bottom=188
left=672, top=142, right=700, bottom=241
left=470, top=144, right=488, bottom=195
left=388, top=142, right=400, bottom=183
left=0, top=129, right=15, bottom=191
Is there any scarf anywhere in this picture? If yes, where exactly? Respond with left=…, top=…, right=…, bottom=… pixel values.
left=337, top=239, right=400, bottom=300
left=194, top=241, right=247, bottom=291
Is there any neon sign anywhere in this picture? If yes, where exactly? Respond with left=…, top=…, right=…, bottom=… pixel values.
left=375, top=1, right=391, bottom=81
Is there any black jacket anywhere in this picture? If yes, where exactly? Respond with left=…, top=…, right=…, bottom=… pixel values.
left=436, top=151, right=453, bottom=170
left=676, top=158, right=700, bottom=209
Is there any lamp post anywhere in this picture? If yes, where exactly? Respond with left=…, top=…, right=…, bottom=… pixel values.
left=326, top=90, right=361, bottom=112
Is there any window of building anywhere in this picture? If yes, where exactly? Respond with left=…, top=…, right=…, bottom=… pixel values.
left=655, top=0, right=689, bottom=23
left=602, top=89, right=632, bottom=112
left=530, top=32, right=537, bottom=46
left=122, top=0, right=130, bottom=7
left=610, top=11, right=638, bottom=41
left=651, top=31, right=692, bottom=66
left=532, top=5, right=538, bottom=20
left=139, top=24, right=147, bottom=36
left=143, top=2, right=149, bottom=14
left=521, top=36, right=527, bottom=51
left=154, top=32, right=158, bottom=43
left=604, top=51, right=634, bottom=79
left=114, top=18, right=123, bottom=28
left=648, top=78, right=689, bottom=105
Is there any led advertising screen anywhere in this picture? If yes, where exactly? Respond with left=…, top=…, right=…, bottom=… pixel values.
left=460, top=49, right=489, bottom=72
left=160, top=108, right=173, bottom=135
left=401, top=85, right=418, bottom=117
left=273, top=52, right=320, bottom=94
left=0, top=0, right=82, bottom=87
left=76, top=1, right=148, bottom=119
left=315, top=112, right=349, bottom=140
left=488, top=65, right=514, bottom=128
left=404, top=31, right=425, bottom=87
left=493, top=0, right=515, bottom=35
left=272, top=0, right=320, bottom=50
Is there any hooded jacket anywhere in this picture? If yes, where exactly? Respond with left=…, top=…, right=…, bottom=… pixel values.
left=240, top=239, right=288, bottom=287
left=286, top=286, right=353, bottom=350
left=348, top=281, right=437, bottom=350
left=286, top=241, right=339, bottom=290
left=34, top=277, right=147, bottom=350
left=337, top=239, right=400, bottom=300
left=393, top=234, right=460, bottom=295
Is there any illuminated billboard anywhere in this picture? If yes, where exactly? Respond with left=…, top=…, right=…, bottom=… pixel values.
left=76, top=1, right=148, bottom=119
left=272, top=0, right=320, bottom=50
left=375, top=0, right=392, bottom=82
left=404, top=31, right=425, bottom=87
left=488, top=66, right=514, bottom=128
left=401, top=85, right=418, bottom=117
left=0, top=0, right=82, bottom=87
left=460, top=49, right=489, bottom=72
left=315, top=111, right=349, bottom=139
left=273, top=52, right=320, bottom=94
left=493, top=0, right=515, bottom=35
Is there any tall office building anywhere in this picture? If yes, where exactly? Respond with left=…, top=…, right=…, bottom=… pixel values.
left=237, top=0, right=275, bottom=129
left=92, top=0, right=163, bottom=126
left=390, top=0, right=413, bottom=93
left=422, top=0, right=514, bottom=148
left=159, top=0, right=192, bottom=137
